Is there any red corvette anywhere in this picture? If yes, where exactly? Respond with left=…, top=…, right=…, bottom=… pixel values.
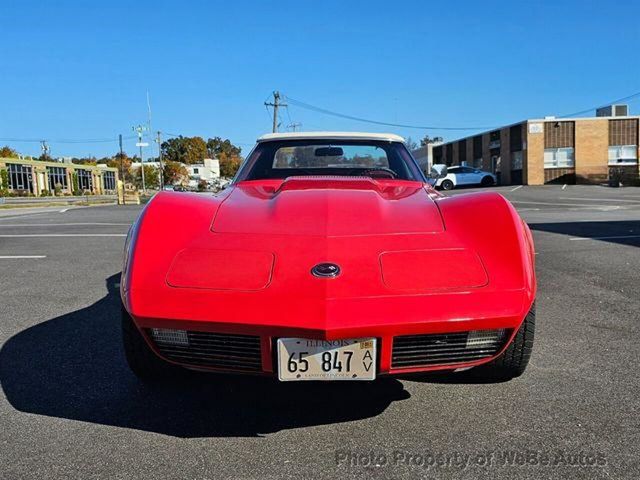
left=121, top=132, right=535, bottom=382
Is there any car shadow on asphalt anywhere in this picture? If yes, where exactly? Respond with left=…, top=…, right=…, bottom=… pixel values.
left=529, top=220, right=640, bottom=247
left=0, top=273, right=411, bottom=438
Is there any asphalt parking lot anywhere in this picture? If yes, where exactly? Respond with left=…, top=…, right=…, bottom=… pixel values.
left=1, top=185, right=639, bottom=480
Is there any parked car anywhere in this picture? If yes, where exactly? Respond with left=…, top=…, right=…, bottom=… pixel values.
left=430, top=165, right=497, bottom=190
left=121, top=132, right=536, bottom=383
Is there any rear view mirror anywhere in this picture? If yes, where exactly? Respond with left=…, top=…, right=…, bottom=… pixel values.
left=430, top=164, right=448, bottom=179
left=315, top=147, right=343, bottom=157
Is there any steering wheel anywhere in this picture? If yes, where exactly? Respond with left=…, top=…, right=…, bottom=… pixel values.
left=360, top=167, right=398, bottom=179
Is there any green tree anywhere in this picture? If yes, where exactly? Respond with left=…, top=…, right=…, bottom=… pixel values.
left=72, top=157, right=98, bottom=165
left=134, top=165, right=160, bottom=190
left=71, top=172, right=80, bottom=195
left=163, top=160, right=189, bottom=186
left=0, top=146, right=19, bottom=158
left=161, top=136, right=208, bottom=164
left=219, top=152, right=242, bottom=178
left=206, top=137, right=242, bottom=159
left=420, top=135, right=443, bottom=147
left=0, top=168, right=9, bottom=196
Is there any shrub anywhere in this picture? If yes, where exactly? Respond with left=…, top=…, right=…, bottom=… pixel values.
left=40, top=189, right=50, bottom=197
left=71, top=172, right=79, bottom=192
left=0, top=169, right=8, bottom=190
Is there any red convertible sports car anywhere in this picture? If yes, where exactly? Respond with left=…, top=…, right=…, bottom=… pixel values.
left=121, top=132, right=536, bottom=382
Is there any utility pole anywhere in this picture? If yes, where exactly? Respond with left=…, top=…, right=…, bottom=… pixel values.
left=287, top=122, right=302, bottom=132
left=264, top=91, right=287, bottom=133
left=119, top=134, right=125, bottom=205
left=156, top=131, right=164, bottom=190
left=40, top=140, right=50, bottom=159
left=133, top=125, right=148, bottom=192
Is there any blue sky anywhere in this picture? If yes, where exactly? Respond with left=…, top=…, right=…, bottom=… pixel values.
left=1, top=0, right=639, bottom=158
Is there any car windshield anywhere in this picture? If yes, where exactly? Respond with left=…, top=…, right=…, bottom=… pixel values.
left=236, top=140, right=423, bottom=181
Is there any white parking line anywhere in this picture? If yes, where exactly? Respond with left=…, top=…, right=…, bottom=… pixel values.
left=0, top=234, right=127, bottom=237
left=569, top=235, right=640, bottom=241
left=511, top=200, right=619, bottom=208
left=510, top=185, right=523, bottom=192
left=0, top=223, right=131, bottom=227
left=0, top=255, right=47, bottom=259
left=559, top=197, right=640, bottom=203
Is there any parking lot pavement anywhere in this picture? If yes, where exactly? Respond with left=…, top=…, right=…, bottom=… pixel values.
left=0, top=186, right=639, bottom=479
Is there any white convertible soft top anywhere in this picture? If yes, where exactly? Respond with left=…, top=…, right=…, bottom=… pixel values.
left=257, top=131, right=406, bottom=143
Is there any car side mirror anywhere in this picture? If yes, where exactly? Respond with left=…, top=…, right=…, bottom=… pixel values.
left=430, top=164, right=448, bottom=179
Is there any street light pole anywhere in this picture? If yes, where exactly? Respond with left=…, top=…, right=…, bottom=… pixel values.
left=132, top=125, right=148, bottom=192
left=156, top=131, right=164, bottom=190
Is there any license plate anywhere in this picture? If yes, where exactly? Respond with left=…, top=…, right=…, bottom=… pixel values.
left=277, top=338, right=376, bottom=381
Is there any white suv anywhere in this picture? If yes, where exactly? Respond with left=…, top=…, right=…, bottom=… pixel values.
left=430, top=165, right=497, bottom=191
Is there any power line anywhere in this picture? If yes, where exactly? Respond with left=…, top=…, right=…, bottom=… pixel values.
left=285, top=95, right=496, bottom=131
left=286, top=89, right=640, bottom=131
left=558, top=90, right=640, bottom=118
left=0, top=136, right=136, bottom=144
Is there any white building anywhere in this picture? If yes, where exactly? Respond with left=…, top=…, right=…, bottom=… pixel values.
left=186, top=158, right=220, bottom=188
left=411, top=142, right=443, bottom=174
left=130, top=158, right=221, bottom=189
left=130, top=161, right=162, bottom=170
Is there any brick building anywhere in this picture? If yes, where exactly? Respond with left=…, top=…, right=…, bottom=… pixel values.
left=0, top=157, right=119, bottom=195
left=433, top=110, right=639, bottom=185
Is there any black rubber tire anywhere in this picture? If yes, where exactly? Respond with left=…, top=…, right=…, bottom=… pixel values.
left=121, top=305, right=177, bottom=381
left=441, top=179, right=454, bottom=191
left=480, top=175, right=494, bottom=187
left=479, top=303, right=535, bottom=380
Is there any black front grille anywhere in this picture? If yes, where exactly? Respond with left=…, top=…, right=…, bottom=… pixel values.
left=148, top=329, right=262, bottom=372
left=392, top=329, right=508, bottom=368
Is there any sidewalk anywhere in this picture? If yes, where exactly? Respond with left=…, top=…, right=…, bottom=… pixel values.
left=0, top=203, right=115, bottom=219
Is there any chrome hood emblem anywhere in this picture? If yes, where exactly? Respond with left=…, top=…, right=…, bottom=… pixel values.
left=311, top=263, right=341, bottom=278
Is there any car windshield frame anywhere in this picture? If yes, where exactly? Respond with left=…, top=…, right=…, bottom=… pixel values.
left=234, top=139, right=426, bottom=183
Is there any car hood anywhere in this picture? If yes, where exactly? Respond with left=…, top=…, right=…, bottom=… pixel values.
left=211, top=177, right=444, bottom=236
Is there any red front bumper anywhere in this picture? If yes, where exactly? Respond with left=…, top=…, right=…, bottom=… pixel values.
left=129, top=288, right=530, bottom=376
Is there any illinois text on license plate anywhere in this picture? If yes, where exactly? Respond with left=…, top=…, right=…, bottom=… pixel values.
left=277, top=338, right=376, bottom=381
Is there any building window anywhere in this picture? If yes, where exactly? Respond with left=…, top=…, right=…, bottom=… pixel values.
left=8, top=164, right=32, bottom=191
left=512, top=151, right=523, bottom=170
left=47, top=166, right=68, bottom=191
left=76, top=169, right=93, bottom=191
left=510, top=125, right=523, bottom=152
left=432, top=145, right=443, bottom=164
left=445, top=144, right=453, bottom=166
left=458, top=139, right=466, bottom=165
left=192, top=168, right=199, bottom=174
left=103, top=171, right=116, bottom=190
left=608, top=145, right=638, bottom=165
left=489, top=131, right=501, bottom=150
left=544, top=147, right=574, bottom=168
left=473, top=135, right=483, bottom=159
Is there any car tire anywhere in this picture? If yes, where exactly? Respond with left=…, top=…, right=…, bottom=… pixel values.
left=441, top=179, right=454, bottom=191
left=478, top=302, right=535, bottom=380
left=480, top=176, right=494, bottom=187
left=121, top=305, right=177, bottom=381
